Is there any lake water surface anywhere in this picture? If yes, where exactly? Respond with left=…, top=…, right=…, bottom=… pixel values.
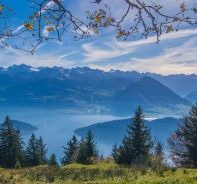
left=0, top=107, right=121, bottom=160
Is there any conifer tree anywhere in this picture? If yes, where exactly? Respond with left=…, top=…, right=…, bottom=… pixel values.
left=25, top=133, right=47, bottom=166
left=77, top=137, right=87, bottom=164
left=85, top=130, right=99, bottom=162
left=118, top=106, right=153, bottom=164
left=61, top=135, right=78, bottom=165
left=0, top=116, right=24, bottom=168
left=26, top=133, right=39, bottom=166
left=77, top=130, right=99, bottom=164
left=111, top=142, right=118, bottom=163
left=37, top=136, right=48, bottom=165
left=49, top=154, right=59, bottom=166
left=168, top=103, right=197, bottom=167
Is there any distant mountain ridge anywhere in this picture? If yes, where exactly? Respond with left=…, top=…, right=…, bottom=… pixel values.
left=74, top=117, right=180, bottom=145
left=111, top=77, right=190, bottom=115
left=0, top=119, right=38, bottom=135
left=0, top=64, right=197, bottom=96
left=0, top=64, right=193, bottom=116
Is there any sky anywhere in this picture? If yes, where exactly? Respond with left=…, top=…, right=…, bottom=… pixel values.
left=0, top=0, right=197, bottom=75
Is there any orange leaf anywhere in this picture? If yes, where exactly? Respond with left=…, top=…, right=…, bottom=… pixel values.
left=34, top=12, right=39, bottom=18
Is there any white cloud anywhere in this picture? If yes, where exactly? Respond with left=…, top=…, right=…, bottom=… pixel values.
left=13, top=25, right=24, bottom=34
left=58, top=50, right=79, bottom=59
left=81, top=28, right=197, bottom=63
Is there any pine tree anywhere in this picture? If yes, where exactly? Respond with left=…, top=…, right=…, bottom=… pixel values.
left=0, top=116, right=24, bottom=168
left=26, top=133, right=39, bottom=166
left=118, top=106, right=153, bottom=164
left=48, top=154, right=59, bottom=166
left=111, top=142, right=118, bottom=163
left=77, top=130, right=99, bottom=164
left=25, top=133, right=47, bottom=166
left=168, top=103, right=197, bottom=167
left=85, top=130, right=99, bottom=162
left=77, top=137, right=87, bottom=164
left=61, top=135, right=78, bottom=165
left=37, top=136, right=48, bottom=165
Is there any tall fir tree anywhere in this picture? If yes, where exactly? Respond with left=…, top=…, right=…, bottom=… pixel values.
left=25, top=133, right=47, bottom=166
left=49, top=154, right=59, bottom=166
left=168, top=103, right=197, bottom=167
left=117, top=106, right=153, bottom=164
left=0, top=116, right=24, bottom=168
left=26, top=133, right=39, bottom=166
left=77, top=137, right=87, bottom=164
left=111, top=142, right=118, bottom=163
left=77, top=130, right=99, bottom=164
left=37, top=136, right=48, bottom=165
left=61, top=135, right=78, bottom=165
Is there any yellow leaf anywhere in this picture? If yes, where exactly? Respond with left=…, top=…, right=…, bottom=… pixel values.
left=94, top=29, right=99, bottom=35
left=107, top=17, right=112, bottom=22
left=38, top=25, right=42, bottom=29
left=34, top=12, right=39, bottom=18
left=85, top=11, right=89, bottom=14
left=116, top=31, right=122, bottom=39
left=47, top=27, right=54, bottom=32
left=103, top=22, right=108, bottom=27
left=95, top=16, right=101, bottom=23
left=0, top=5, right=4, bottom=11
left=24, top=22, right=34, bottom=30
left=46, top=20, right=50, bottom=25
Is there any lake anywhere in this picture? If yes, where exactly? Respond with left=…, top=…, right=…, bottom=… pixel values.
left=0, top=107, right=121, bottom=160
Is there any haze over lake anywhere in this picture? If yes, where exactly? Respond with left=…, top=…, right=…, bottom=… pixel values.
left=0, top=107, right=121, bottom=160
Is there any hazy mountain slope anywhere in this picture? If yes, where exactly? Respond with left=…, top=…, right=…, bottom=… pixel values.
left=111, top=77, right=191, bottom=115
left=74, top=117, right=179, bottom=144
left=0, top=120, right=38, bottom=135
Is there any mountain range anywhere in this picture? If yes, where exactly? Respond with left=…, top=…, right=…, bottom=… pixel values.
left=0, top=64, right=194, bottom=116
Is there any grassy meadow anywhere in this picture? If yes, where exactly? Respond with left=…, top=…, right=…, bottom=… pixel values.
left=1, top=163, right=197, bottom=184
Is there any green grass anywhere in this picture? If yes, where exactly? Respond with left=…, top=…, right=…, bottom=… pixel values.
left=0, top=164, right=197, bottom=183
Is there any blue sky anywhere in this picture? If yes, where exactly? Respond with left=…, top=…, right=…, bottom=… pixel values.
left=0, top=0, right=197, bottom=75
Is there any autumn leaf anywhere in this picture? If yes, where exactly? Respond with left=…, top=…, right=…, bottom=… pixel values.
left=47, top=27, right=54, bottom=32
left=0, top=5, right=4, bottom=11
left=103, top=22, right=108, bottom=27
left=107, top=17, right=112, bottom=22
left=95, top=16, right=101, bottom=23
left=94, top=29, right=99, bottom=34
left=46, top=20, right=50, bottom=25
left=85, top=11, right=89, bottom=14
left=180, top=2, right=186, bottom=12
left=166, top=25, right=173, bottom=33
left=34, top=12, right=39, bottom=18
left=62, top=21, right=66, bottom=26
left=116, top=31, right=122, bottom=39
left=24, top=22, right=34, bottom=30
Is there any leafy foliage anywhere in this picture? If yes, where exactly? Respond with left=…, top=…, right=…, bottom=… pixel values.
left=0, top=0, right=197, bottom=53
